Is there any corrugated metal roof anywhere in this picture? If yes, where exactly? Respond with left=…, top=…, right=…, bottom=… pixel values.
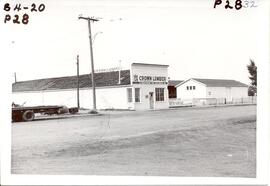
left=193, top=78, right=248, bottom=87
left=12, top=70, right=131, bottom=92
left=168, top=80, right=183, bottom=86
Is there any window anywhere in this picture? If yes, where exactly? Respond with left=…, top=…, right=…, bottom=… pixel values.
left=187, top=86, right=195, bottom=90
left=127, top=88, right=132, bottom=102
left=155, top=88, right=164, bottom=101
left=135, top=88, right=140, bottom=102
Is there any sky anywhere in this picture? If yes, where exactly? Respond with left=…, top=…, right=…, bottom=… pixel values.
left=2, top=0, right=266, bottom=84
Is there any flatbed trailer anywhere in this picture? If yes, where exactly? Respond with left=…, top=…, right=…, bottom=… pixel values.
left=12, top=105, right=78, bottom=122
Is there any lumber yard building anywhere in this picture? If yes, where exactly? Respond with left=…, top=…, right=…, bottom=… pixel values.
left=12, top=63, right=170, bottom=110
left=12, top=63, right=249, bottom=110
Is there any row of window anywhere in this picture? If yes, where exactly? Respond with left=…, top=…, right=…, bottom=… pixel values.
left=127, top=88, right=165, bottom=103
left=186, top=86, right=196, bottom=90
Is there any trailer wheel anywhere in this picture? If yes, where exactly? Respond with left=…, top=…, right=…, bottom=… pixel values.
left=57, top=106, right=69, bottom=114
left=69, top=107, right=79, bottom=114
left=22, top=110, right=35, bottom=121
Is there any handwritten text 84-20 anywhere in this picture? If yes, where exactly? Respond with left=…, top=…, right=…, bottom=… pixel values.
left=3, top=3, right=45, bottom=25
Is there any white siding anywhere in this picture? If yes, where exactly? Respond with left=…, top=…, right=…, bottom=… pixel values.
left=231, top=87, right=248, bottom=98
left=13, top=91, right=48, bottom=106
left=131, top=64, right=169, bottom=110
left=131, top=65, right=168, bottom=82
left=206, top=87, right=228, bottom=99
left=80, top=87, right=131, bottom=109
left=133, top=84, right=169, bottom=110
left=206, top=87, right=248, bottom=101
left=176, top=79, right=207, bottom=99
left=12, top=86, right=132, bottom=110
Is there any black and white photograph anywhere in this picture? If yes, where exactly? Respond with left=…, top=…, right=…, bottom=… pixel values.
left=1, top=0, right=269, bottom=185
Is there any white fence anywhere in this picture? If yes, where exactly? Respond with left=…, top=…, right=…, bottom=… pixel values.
left=169, top=96, right=257, bottom=107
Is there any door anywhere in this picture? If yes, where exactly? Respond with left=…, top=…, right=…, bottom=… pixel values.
left=149, top=92, right=154, bottom=109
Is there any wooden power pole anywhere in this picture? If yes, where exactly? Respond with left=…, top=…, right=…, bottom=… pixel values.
left=14, top=72, right=17, bottom=83
left=76, top=55, right=80, bottom=109
left=78, top=16, right=99, bottom=111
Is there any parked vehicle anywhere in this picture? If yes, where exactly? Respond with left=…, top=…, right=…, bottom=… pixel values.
left=12, top=104, right=78, bottom=122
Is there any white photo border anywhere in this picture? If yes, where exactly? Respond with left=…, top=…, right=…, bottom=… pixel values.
left=1, top=0, right=269, bottom=185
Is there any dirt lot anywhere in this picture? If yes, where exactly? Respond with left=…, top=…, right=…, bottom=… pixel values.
left=11, top=105, right=256, bottom=177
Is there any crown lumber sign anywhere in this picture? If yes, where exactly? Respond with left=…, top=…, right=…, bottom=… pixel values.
left=133, top=74, right=167, bottom=84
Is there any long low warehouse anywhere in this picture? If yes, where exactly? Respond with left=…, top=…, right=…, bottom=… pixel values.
left=12, top=63, right=170, bottom=110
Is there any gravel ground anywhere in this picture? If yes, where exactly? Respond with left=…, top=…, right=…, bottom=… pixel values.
left=11, top=105, right=256, bottom=177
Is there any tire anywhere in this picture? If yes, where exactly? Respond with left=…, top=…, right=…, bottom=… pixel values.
left=57, top=106, right=69, bottom=114
left=22, top=110, right=35, bottom=121
left=69, top=107, right=78, bottom=114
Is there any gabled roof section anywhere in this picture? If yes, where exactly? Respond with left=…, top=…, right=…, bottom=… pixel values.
left=175, top=78, right=205, bottom=87
left=193, top=78, right=248, bottom=87
left=176, top=78, right=248, bottom=88
left=12, top=70, right=131, bottom=92
left=168, top=80, right=183, bottom=87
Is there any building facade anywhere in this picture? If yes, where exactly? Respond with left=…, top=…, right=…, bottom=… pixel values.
left=12, top=63, right=170, bottom=111
left=130, top=63, right=169, bottom=110
left=176, top=78, right=248, bottom=102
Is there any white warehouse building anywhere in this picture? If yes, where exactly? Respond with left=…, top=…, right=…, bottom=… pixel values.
left=12, top=63, right=170, bottom=111
left=176, top=78, right=248, bottom=102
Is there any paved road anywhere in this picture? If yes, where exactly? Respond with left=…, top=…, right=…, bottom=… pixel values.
left=12, top=105, right=256, bottom=177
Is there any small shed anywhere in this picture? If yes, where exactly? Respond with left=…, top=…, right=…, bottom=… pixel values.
left=176, top=78, right=248, bottom=102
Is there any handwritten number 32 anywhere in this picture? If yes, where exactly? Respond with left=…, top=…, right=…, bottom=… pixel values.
left=243, top=0, right=257, bottom=8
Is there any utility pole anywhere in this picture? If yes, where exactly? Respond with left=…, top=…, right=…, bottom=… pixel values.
left=76, top=55, right=80, bottom=109
left=118, top=60, right=121, bottom=84
left=14, top=72, right=17, bottom=83
left=78, top=16, right=99, bottom=111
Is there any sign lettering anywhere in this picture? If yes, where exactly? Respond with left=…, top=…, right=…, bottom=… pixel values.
left=133, top=74, right=167, bottom=84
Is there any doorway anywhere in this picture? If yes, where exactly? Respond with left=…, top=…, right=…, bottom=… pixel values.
left=149, top=92, right=154, bottom=109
